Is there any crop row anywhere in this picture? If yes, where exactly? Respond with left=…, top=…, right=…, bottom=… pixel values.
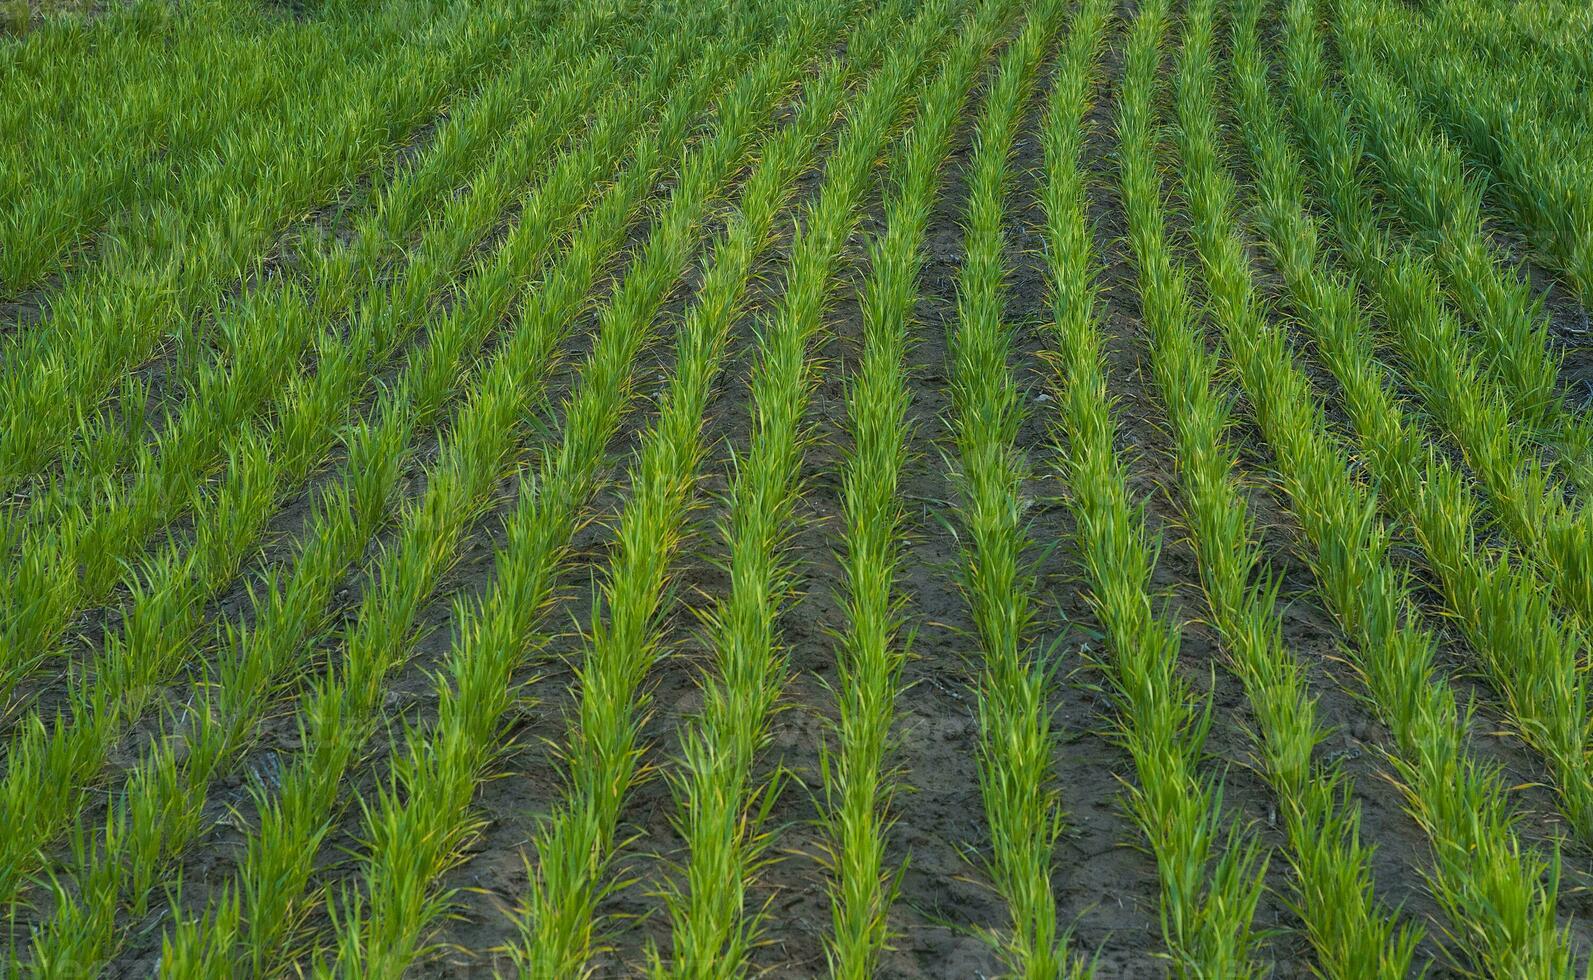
left=0, top=0, right=540, bottom=488
left=152, top=3, right=861, bottom=973
left=0, top=1, right=745, bottom=940
left=1234, top=0, right=1574, bottom=970
left=816, top=0, right=1012, bottom=971
left=1088, top=0, right=1275, bottom=971
left=6, top=1, right=795, bottom=971
left=7, top=0, right=1592, bottom=972
left=941, top=0, right=1079, bottom=974
left=0, top=1, right=660, bottom=716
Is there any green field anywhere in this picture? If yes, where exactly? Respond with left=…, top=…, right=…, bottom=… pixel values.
left=3, top=0, right=1593, bottom=974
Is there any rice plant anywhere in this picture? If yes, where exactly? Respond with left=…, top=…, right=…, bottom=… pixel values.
left=149, top=12, right=828, bottom=973
left=1232, top=0, right=1576, bottom=971
left=1161, top=0, right=1418, bottom=970
left=313, top=1, right=913, bottom=971
left=814, top=0, right=1014, bottom=972
left=1279, top=0, right=1593, bottom=847
left=1042, top=0, right=1269, bottom=971
left=0, top=7, right=736, bottom=933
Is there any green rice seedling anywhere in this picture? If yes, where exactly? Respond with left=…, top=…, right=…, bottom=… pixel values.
left=814, top=1, right=1020, bottom=973
left=0, top=0, right=471, bottom=299
left=936, top=0, right=1093, bottom=973
left=0, top=1, right=334, bottom=294
left=0, top=3, right=643, bottom=718
left=1302, top=0, right=1593, bottom=490
left=1293, top=0, right=1576, bottom=444
left=497, top=3, right=973, bottom=975
left=1358, top=0, right=1590, bottom=140
left=0, top=10, right=721, bottom=925
left=1299, top=0, right=1593, bottom=622
left=0, top=0, right=526, bottom=488
left=155, top=11, right=852, bottom=975
left=17, top=0, right=618, bottom=499
left=1278, top=0, right=1593, bottom=846
left=313, top=8, right=935, bottom=973
left=1231, top=0, right=1575, bottom=971
left=1161, top=0, right=1418, bottom=972
left=1348, top=0, right=1593, bottom=304
left=6, top=17, right=740, bottom=976
left=1049, top=0, right=1272, bottom=972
